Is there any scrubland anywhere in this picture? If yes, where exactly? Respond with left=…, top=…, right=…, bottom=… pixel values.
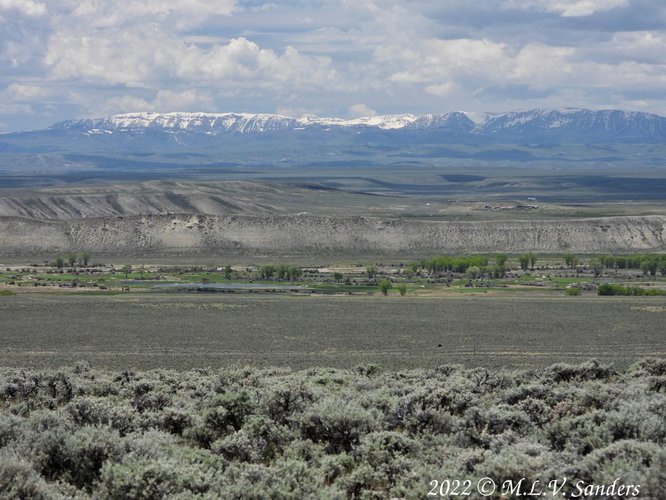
left=1, top=359, right=665, bottom=498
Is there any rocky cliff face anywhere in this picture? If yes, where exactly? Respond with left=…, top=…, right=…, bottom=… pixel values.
left=0, top=214, right=663, bottom=257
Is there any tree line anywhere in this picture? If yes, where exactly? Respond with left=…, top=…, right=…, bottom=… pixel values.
left=53, top=252, right=91, bottom=268
left=259, top=265, right=303, bottom=280
left=598, top=254, right=666, bottom=275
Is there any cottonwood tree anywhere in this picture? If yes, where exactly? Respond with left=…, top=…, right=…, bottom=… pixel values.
left=260, top=265, right=275, bottom=279
left=589, top=259, right=603, bottom=277
left=563, top=253, right=578, bottom=268
left=78, top=252, right=91, bottom=267
left=121, top=264, right=132, bottom=279
left=519, top=254, right=530, bottom=271
left=379, top=279, right=392, bottom=296
left=640, top=259, right=658, bottom=276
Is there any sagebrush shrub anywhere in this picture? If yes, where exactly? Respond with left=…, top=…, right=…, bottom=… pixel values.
left=299, top=399, right=376, bottom=453
left=0, top=361, right=663, bottom=498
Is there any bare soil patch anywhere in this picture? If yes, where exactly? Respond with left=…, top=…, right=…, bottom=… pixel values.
left=1, top=294, right=663, bottom=370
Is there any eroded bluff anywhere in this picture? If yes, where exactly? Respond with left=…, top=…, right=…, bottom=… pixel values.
left=0, top=214, right=663, bottom=257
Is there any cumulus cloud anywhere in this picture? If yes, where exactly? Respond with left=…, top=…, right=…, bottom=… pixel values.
left=7, top=83, right=51, bottom=101
left=597, top=31, right=666, bottom=64
left=379, top=32, right=666, bottom=102
left=0, top=102, right=33, bottom=114
left=0, top=0, right=47, bottom=17
left=44, top=32, right=338, bottom=90
left=102, top=90, right=215, bottom=114
left=385, top=39, right=508, bottom=84
left=36, top=0, right=337, bottom=91
left=1, top=0, right=666, bottom=130
left=44, top=28, right=181, bottom=86
left=67, top=0, right=236, bottom=29
left=275, top=106, right=319, bottom=118
left=424, top=83, right=457, bottom=97
left=176, top=38, right=338, bottom=86
left=348, top=104, right=377, bottom=118
left=502, top=0, right=630, bottom=17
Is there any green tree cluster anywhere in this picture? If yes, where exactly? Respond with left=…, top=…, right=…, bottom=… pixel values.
left=53, top=252, right=92, bottom=268
left=79, top=252, right=91, bottom=266
left=466, top=266, right=481, bottom=279
left=589, top=259, right=603, bottom=277
left=563, top=253, right=578, bottom=268
left=379, top=279, right=392, bottom=295
left=598, top=254, right=666, bottom=275
left=411, top=254, right=512, bottom=278
left=261, top=265, right=303, bottom=280
left=598, top=284, right=666, bottom=296
left=120, top=265, right=132, bottom=279
left=519, top=252, right=537, bottom=271
left=419, top=255, right=489, bottom=274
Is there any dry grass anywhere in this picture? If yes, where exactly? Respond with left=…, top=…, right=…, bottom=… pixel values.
left=1, top=293, right=664, bottom=370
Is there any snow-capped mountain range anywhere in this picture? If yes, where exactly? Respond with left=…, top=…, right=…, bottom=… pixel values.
left=2, top=108, right=665, bottom=161
left=46, top=108, right=666, bottom=141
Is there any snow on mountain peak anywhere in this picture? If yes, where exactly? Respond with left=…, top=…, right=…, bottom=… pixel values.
left=47, top=108, right=666, bottom=141
left=71, top=111, right=425, bottom=134
left=297, top=113, right=419, bottom=129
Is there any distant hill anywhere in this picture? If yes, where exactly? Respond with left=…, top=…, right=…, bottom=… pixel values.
left=3, top=109, right=666, bottom=152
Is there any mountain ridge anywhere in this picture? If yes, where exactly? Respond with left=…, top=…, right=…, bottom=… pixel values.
left=45, top=107, right=666, bottom=136
left=3, top=108, right=666, bottom=160
left=20, top=108, right=661, bottom=146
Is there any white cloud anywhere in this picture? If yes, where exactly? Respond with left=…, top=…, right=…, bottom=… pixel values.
left=348, top=103, right=377, bottom=117
left=424, top=82, right=457, bottom=96
left=39, top=0, right=239, bottom=86
left=385, top=39, right=508, bottom=84
left=68, top=0, right=236, bottom=29
left=45, top=30, right=339, bottom=91
left=380, top=37, right=629, bottom=96
left=502, top=0, right=630, bottom=17
left=0, top=103, right=33, bottom=114
left=177, top=38, right=338, bottom=86
left=602, top=31, right=666, bottom=64
left=7, top=83, right=51, bottom=101
left=0, top=0, right=47, bottom=17
left=102, top=89, right=214, bottom=114
left=509, top=44, right=576, bottom=88
left=275, top=106, right=318, bottom=118
left=3, top=0, right=666, bottom=129
left=44, top=28, right=180, bottom=86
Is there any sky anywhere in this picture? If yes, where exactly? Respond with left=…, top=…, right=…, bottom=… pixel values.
left=0, top=0, right=665, bottom=131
